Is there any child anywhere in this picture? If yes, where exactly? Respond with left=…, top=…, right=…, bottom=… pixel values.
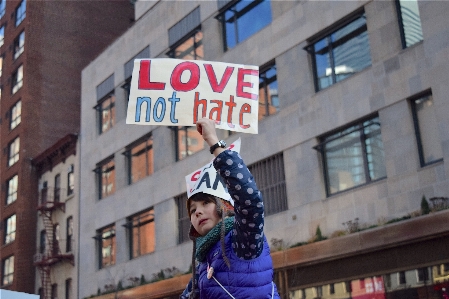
left=180, top=118, right=280, bottom=299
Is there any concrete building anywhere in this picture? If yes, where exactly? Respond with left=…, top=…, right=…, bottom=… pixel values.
left=0, top=0, right=134, bottom=295
left=79, top=1, right=449, bottom=298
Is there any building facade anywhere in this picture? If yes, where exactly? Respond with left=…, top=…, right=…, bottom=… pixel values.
left=0, top=0, right=134, bottom=294
left=79, top=0, right=449, bottom=298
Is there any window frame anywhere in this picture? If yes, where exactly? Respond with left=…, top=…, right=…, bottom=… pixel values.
left=216, top=0, right=272, bottom=52
left=4, top=214, right=16, bottom=245
left=124, top=133, right=154, bottom=185
left=2, top=255, right=14, bottom=286
left=410, top=91, right=443, bottom=167
left=125, top=208, right=155, bottom=259
left=65, top=278, right=72, bottom=299
left=395, top=0, right=423, bottom=49
left=13, top=31, right=25, bottom=60
left=94, top=156, right=115, bottom=200
left=66, top=216, right=73, bottom=252
left=248, top=152, right=288, bottom=216
left=0, top=25, right=4, bottom=48
left=8, top=137, right=20, bottom=167
left=258, top=61, right=278, bottom=119
left=167, top=27, right=203, bottom=60
left=15, top=0, right=26, bottom=27
left=95, top=93, right=116, bottom=134
left=9, top=100, right=22, bottom=130
left=172, top=126, right=206, bottom=161
left=6, top=175, right=18, bottom=205
left=54, top=173, right=61, bottom=202
left=96, top=224, right=116, bottom=269
left=40, top=229, right=46, bottom=254
left=11, top=64, right=23, bottom=94
left=305, top=10, right=371, bottom=92
left=315, top=115, right=387, bottom=197
left=67, top=164, right=75, bottom=196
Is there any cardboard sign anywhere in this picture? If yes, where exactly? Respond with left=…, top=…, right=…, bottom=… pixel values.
left=185, top=138, right=241, bottom=204
left=126, top=59, right=259, bottom=134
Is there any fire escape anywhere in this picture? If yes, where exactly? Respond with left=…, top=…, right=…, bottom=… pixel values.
left=34, top=185, right=74, bottom=299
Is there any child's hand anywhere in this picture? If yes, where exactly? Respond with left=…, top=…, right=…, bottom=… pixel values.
left=196, top=118, right=219, bottom=147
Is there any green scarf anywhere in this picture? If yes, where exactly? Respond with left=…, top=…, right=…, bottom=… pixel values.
left=195, top=216, right=234, bottom=262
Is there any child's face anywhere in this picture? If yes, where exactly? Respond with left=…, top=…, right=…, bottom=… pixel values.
left=189, top=198, right=220, bottom=236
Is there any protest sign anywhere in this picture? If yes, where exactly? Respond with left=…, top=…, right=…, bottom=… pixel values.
left=126, top=59, right=259, bottom=134
left=185, top=138, right=241, bottom=204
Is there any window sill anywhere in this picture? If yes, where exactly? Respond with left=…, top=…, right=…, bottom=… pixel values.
left=418, top=158, right=444, bottom=171
left=325, top=176, right=387, bottom=199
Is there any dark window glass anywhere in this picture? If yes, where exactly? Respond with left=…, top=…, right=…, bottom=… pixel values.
left=248, top=152, right=287, bottom=215
left=13, top=31, right=25, bottom=60
left=54, top=174, right=61, bottom=202
left=397, top=0, right=423, bottom=48
left=218, top=0, right=272, bottom=51
left=0, top=25, right=4, bottom=47
left=174, top=126, right=205, bottom=161
left=4, top=214, right=16, bottom=244
left=317, top=116, right=386, bottom=196
left=8, top=137, right=20, bottom=167
left=15, top=0, right=26, bottom=26
left=97, top=225, right=116, bottom=268
left=67, top=165, right=75, bottom=196
left=127, top=208, right=155, bottom=258
left=51, top=283, right=57, bottom=299
left=95, top=158, right=115, bottom=199
left=12, top=65, right=23, bottom=94
left=10, top=100, right=22, bottom=130
left=307, top=12, right=371, bottom=91
left=40, top=230, right=46, bottom=254
left=126, top=134, right=153, bottom=184
left=65, top=278, right=72, bottom=299
left=96, top=94, right=115, bottom=134
left=53, top=223, right=60, bottom=256
left=259, top=63, right=278, bottom=120
left=399, top=271, right=406, bottom=284
left=176, top=193, right=190, bottom=244
left=417, top=268, right=428, bottom=282
left=2, top=256, right=14, bottom=286
left=6, top=175, right=18, bottom=205
left=411, top=93, right=443, bottom=167
left=66, top=216, right=73, bottom=252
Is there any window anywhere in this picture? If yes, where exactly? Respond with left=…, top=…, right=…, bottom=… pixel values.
left=248, top=152, right=287, bottom=215
left=2, top=256, right=14, bottom=286
left=15, top=0, right=26, bottom=26
left=67, top=164, right=74, bottom=196
left=176, top=193, right=190, bottom=244
left=10, top=100, right=22, bottom=130
left=13, top=31, right=25, bottom=60
left=40, top=230, right=46, bottom=254
left=316, top=116, right=386, bottom=196
left=53, top=223, right=60, bottom=255
left=12, top=65, right=23, bottom=94
left=40, top=181, right=48, bottom=204
left=398, top=271, right=406, bottom=285
left=95, top=157, right=115, bottom=199
left=168, top=29, right=203, bottom=60
left=259, top=63, right=278, bottom=120
left=126, top=208, right=155, bottom=258
left=96, top=94, right=115, bottom=134
left=174, top=126, right=205, bottom=161
left=0, top=55, right=3, bottom=77
left=0, top=0, right=5, bottom=19
left=65, top=278, right=72, bottom=299
left=411, top=92, right=443, bottom=167
left=0, top=25, right=4, bottom=47
left=6, top=175, right=18, bottom=205
left=306, top=11, right=371, bottom=91
left=66, top=216, right=73, bottom=252
left=54, top=174, right=61, bottom=202
left=51, top=283, right=57, bottom=299
left=125, top=134, right=153, bottom=184
left=8, top=137, right=20, bottom=167
left=396, top=0, right=423, bottom=48
left=217, top=0, right=272, bottom=51
left=97, top=225, right=116, bottom=268
left=4, top=214, right=16, bottom=244
left=417, top=268, right=428, bottom=282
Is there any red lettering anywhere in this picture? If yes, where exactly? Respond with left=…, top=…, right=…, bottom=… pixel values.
left=138, top=60, right=166, bottom=90
left=225, top=95, right=236, bottom=128
left=209, top=100, right=223, bottom=122
left=193, top=92, right=207, bottom=124
left=171, top=62, right=200, bottom=92
left=239, top=103, right=251, bottom=129
left=236, top=68, right=259, bottom=100
left=228, top=144, right=235, bottom=150
left=191, top=170, right=201, bottom=181
left=204, top=64, right=234, bottom=93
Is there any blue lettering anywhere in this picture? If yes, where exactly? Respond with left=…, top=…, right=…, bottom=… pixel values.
left=168, top=92, right=180, bottom=123
left=135, top=97, right=151, bottom=122
left=153, top=97, right=166, bottom=122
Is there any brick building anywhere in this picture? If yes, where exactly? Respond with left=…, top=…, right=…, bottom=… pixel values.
left=79, top=0, right=449, bottom=298
left=0, top=0, right=133, bottom=294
